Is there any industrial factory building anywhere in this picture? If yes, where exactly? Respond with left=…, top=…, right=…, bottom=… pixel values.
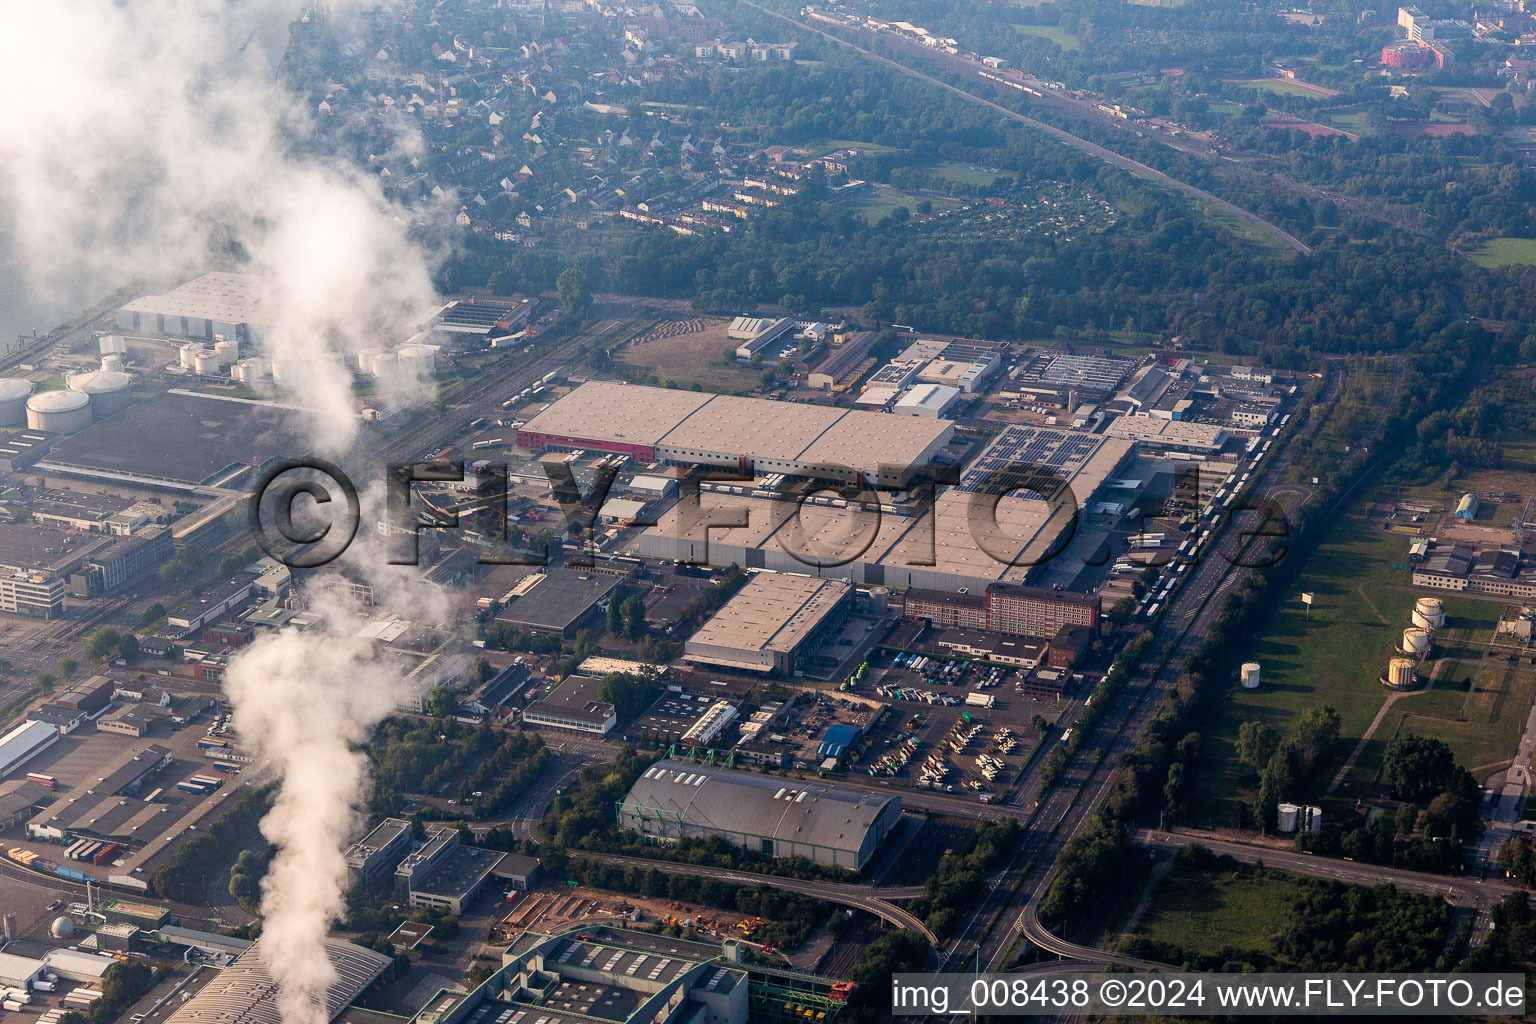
left=903, top=582, right=1100, bottom=638
left=164, top=939, right=391, bottom=1024
left=38, top=390, right=304, bottom=492
left=683, top=572, right=852, bottom=676
left=0, top=721, right=59, bottom=778
left=523, top=674, right=618, bottom=735
left=438, top=926, right=770, bottom=1024
left=728, top=315, right=796, bottom=359
left=116, top=272, right=275, bottom=344
left=345, top=816, right=413, bottom=888
left=517, top=382, right=954, bottom=488
left=636, top=424, right=1134, bottom=593
left=618, top=759, right=901, bottom=870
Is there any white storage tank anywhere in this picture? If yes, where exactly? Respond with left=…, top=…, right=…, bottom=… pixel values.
left=1386, top=656, right=1417, bottom=690
left=214, top=338, right=240, bottom=366
left=395, top=344, right=437, bottom=377
left=270, top=354, right=290, bottom=383
left=1240, top=662, right=1261, bottom=689
left=357, top=349, right=388, bottom=377
left=193, top=349, right=223, bottom=375
left=179, top=343, right=206, bottom=369
left=100, top=354, right=126, bottom=373
left=866, top=586, right=890, bottom=614
left=0, top=378, right=33, bottom=426
left=232, top=357, right=267, bottom=383
left=98, top=335, right=127, bottom=356
left=1413, top=597, right=1445, bottom=631
left=1305, top=805, right=1322, bottom=832
left=67, top=369, right=132, bottom=419
left=1402, top=627, right=1432, bottom=656
left=1277, top=803, right=1300, bottom=833
left=27, top=390, right=91, bottom=432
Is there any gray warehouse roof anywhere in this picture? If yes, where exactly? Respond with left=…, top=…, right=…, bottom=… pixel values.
left=165, top=938, right=389, bottom=1024
left=618, top=759, right=896, bottom=858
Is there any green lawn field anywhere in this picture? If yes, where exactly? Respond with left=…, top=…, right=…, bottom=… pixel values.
left=1009, top=24, right=1082, bottom=50
left=924, top=161, right=1016, bottom=188
left=844, top=188, right=961, bottom=225
left=1228, top=78, right=1338, bottom=99
left=1129, top=863, right=1301, bottom=957
left=1187, top=506, right=1507, bottom=825
left=1470, top=238, right=1536, bottom=268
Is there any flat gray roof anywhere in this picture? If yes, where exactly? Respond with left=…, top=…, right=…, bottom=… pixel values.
left=520, top=382, right=953, bottom=474
left=620, top=759, right=895, bottom=857
left=685, top=572, right=849, bottom=657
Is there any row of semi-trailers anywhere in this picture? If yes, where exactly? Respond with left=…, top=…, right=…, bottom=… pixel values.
left=176, top=774, right=224, bottom=796
left=63, top=838, right=119, bottom=864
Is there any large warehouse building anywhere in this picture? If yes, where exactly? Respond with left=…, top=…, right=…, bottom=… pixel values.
left=516, top=382, right=955, bottom=488
left=116, top=272, right=275, bottom=344
left=683, top=571, right=852, bottom=676
left=617, top=760, right=901, bottom=871
left=37, top=390, right=305, bottom=492
left=636, top=425, right=1134, bottom=593
left=165, top=939, right=390, bottom=1024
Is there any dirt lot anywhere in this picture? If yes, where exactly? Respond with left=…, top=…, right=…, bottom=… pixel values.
left=619, top=317, right=765, bottom=392
left=488, top=884, right=762, bottom=947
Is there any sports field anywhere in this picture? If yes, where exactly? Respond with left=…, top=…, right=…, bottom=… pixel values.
left=924, top=161, right=1016, bottom=188
left=1226, top=78, right=1339, bottom=99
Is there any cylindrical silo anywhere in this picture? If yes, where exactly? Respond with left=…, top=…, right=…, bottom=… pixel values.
left=27, top=390, right=91, bottom=432
left=1305, top=805, right=1322, bottom=832
left=1402, top=627, right=1432, bottom=656
left=0, top=378, right=33, bottom=426
left=214, top=339, right=240, bottom=366
left=1240, top=662, right=1261, bottom=689
left=270, top=354, right=289, bottom=383
left=101, top=354, right=126, bottom=373
left=866, top=586, right=890, bottom=614
left=1413, top=597, right=1445, bottom=631
left=193, top=349, right=222, bottom=375
left=179, top=343, right=206, bottom=369
left=395, top=344, right=436, bottom=377
left=232, top=357, right=267, bottom=383
left=67, top=370, right=133, bottom=419
left=1277, top=803, right=1300, bottom=833
left=1386, top=657, right=1417, bottom=690
left=357, top=349, right=385, bottom=376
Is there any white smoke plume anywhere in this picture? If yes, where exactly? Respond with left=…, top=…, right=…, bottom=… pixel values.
left=0, top=3, right=459, bottom=1021
left=0, top=0, right=443, bottom=450
left=223, top=623, right=405, bottom=1024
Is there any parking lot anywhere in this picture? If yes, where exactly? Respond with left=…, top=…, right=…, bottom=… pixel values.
left=842, top=646, right=1062, bottom=800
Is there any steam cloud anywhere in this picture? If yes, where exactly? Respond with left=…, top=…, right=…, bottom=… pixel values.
left=0, top=0, right=442, bottom=449
left=223, top=624, right=406, bottom=1024
left=0, top=2, right=455, bottom=1021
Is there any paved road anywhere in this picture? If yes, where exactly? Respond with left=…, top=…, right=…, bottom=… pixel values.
left=936, top=366, right=1347, bottom=977
left=741, top=0, right=1310, bottom=257
left=573, top=851, right=938, bottom=949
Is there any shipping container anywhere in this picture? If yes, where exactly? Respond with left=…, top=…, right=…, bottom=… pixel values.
left=25, top=773, right=56, bottom=788
left=92, top=843, right=119, bottom=865
left=176, top=780, right=212, bottom=795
